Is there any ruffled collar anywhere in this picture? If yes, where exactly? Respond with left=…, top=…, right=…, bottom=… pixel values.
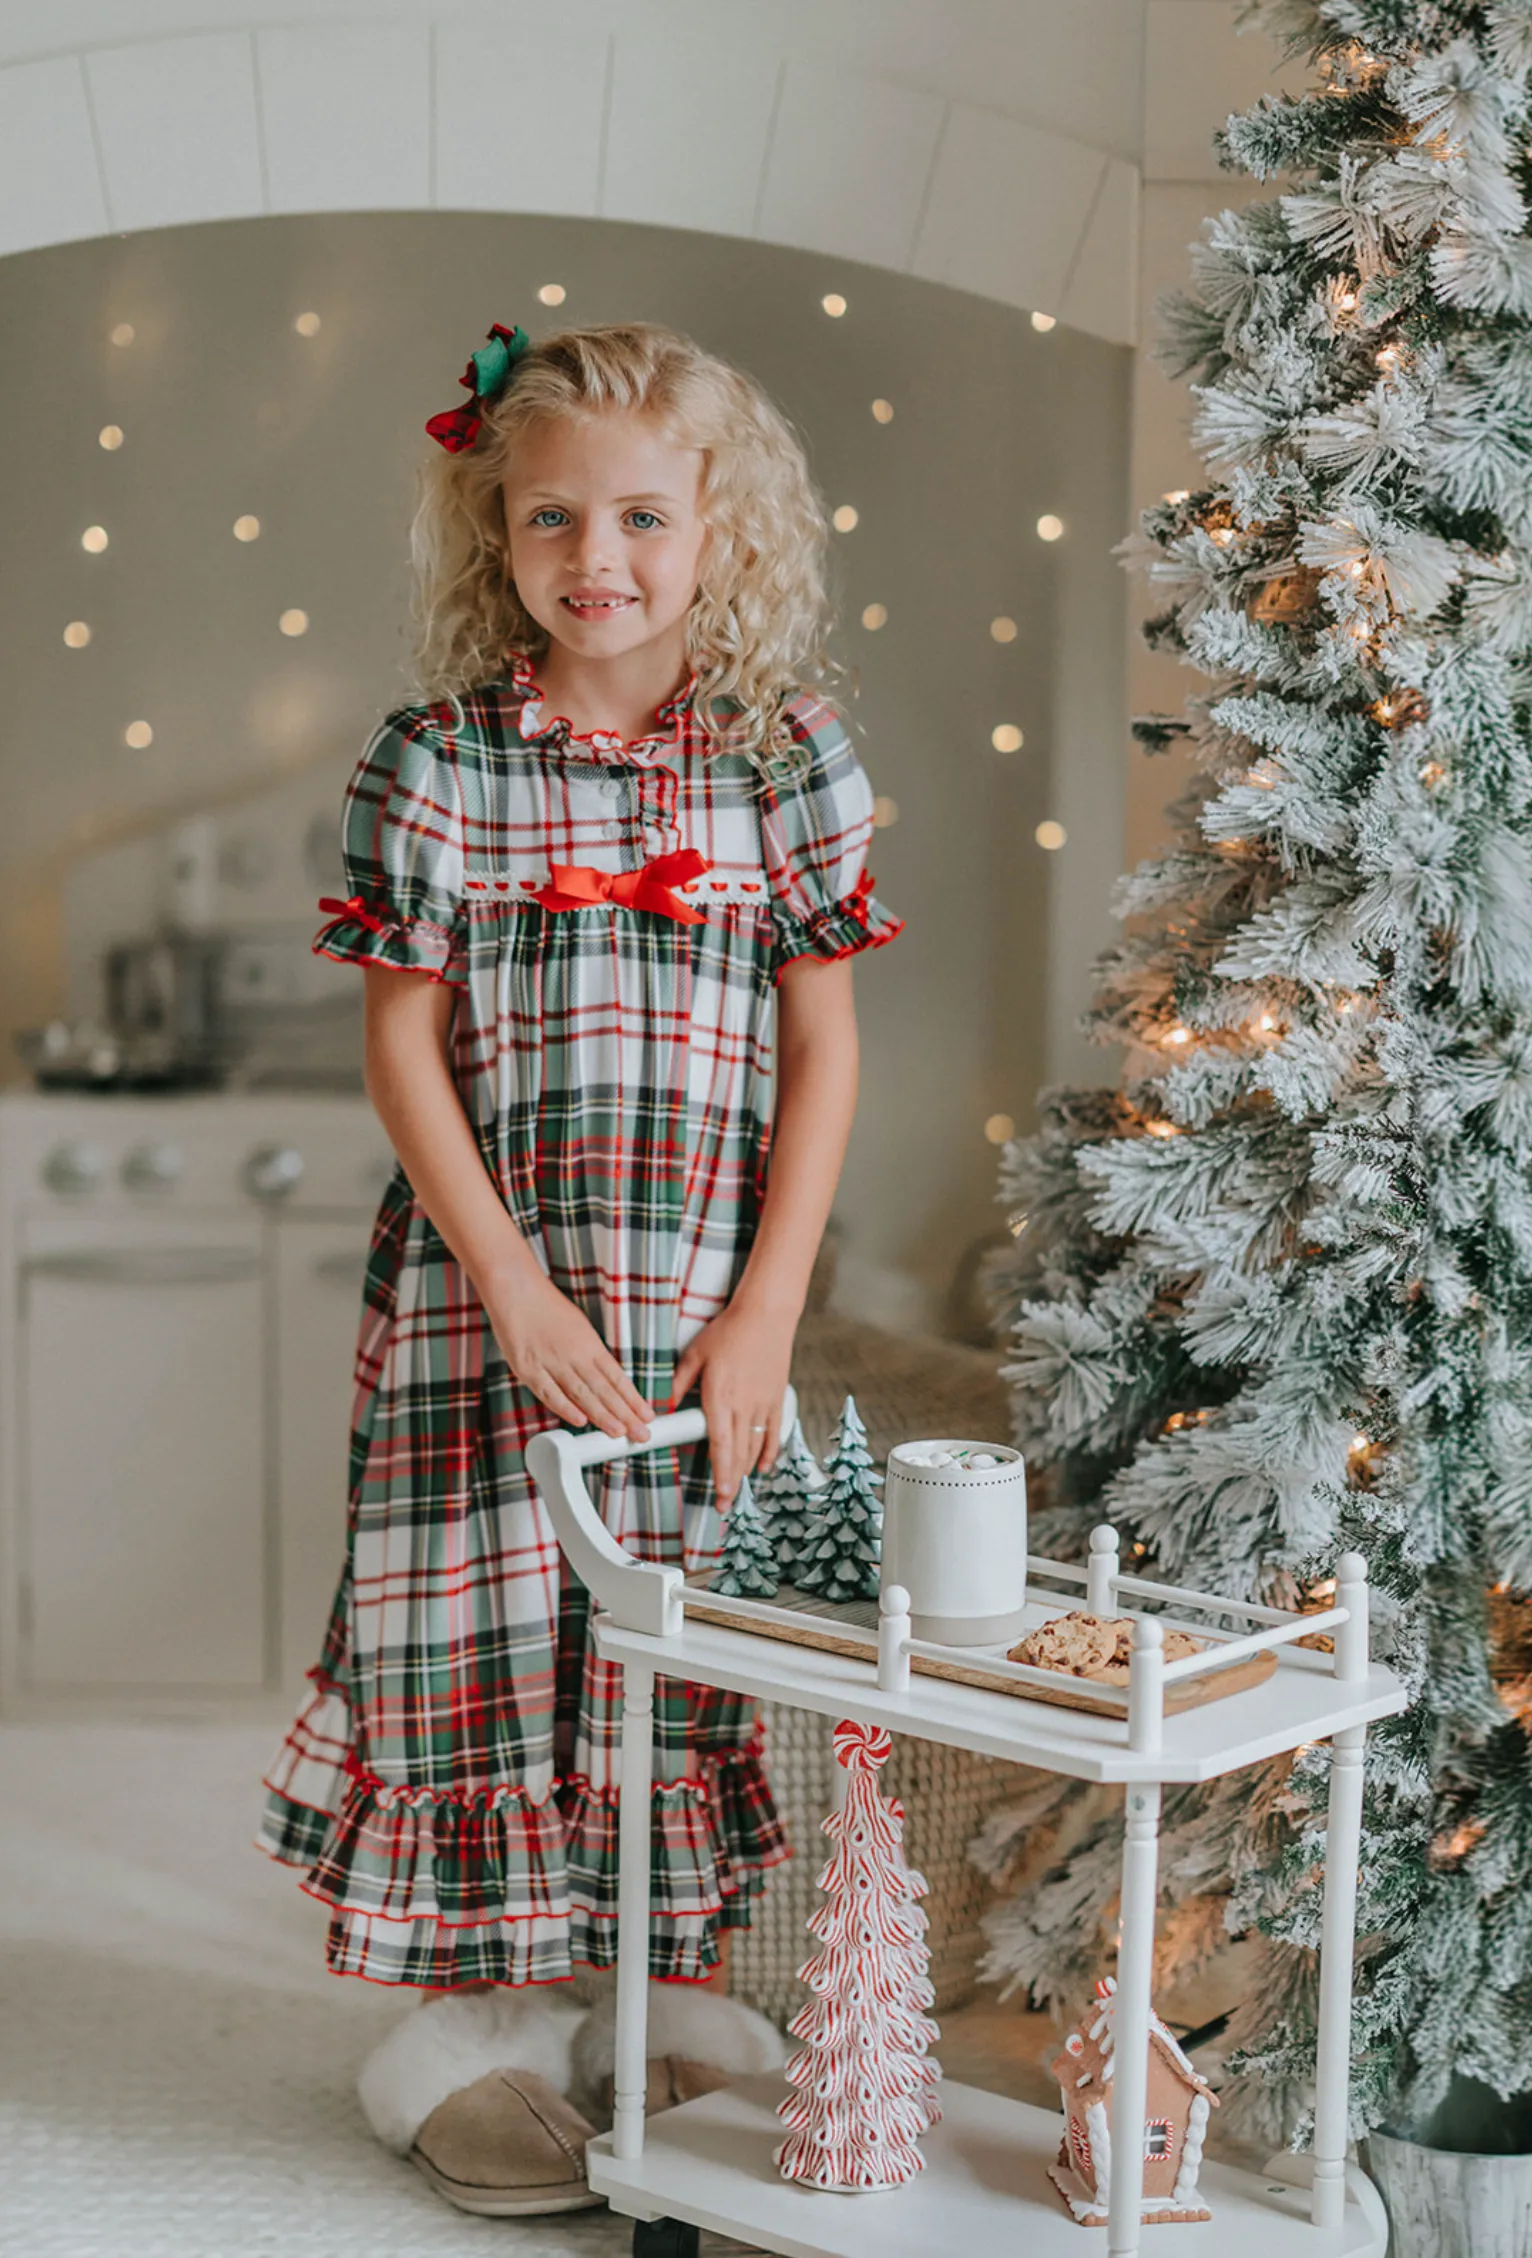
left=504, top=650, right=698, bottom=764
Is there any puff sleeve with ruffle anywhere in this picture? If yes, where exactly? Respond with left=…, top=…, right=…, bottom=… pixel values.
left=312, top=709, right=468, bottom=985
left=758, top=697, right=905, bottom=982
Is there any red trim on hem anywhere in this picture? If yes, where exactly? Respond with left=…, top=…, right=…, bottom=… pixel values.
left=324, top=1960, right=581, bottom=1992
left=318, top=1946, right=751, bottom=1992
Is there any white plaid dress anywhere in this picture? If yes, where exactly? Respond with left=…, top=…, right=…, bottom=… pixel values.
left=258, top=656, right=904, bottom=1987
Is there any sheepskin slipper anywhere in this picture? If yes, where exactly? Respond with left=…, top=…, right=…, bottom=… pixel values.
left=410, top=2068, right=602, bottom=2217
left=594, top=2052, right=734, bottom=2127
left=356, top=1989, right=586, bottom=2156
left=568, top=1984, right=788, bottom=2129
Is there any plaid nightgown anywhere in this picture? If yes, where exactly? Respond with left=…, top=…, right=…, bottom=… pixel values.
left=258, top=655, right=904, bottom=1986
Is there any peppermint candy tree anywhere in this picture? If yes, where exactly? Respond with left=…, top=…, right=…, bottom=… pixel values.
left=754, top=1416, right=826, bottom=1583
left=796, top=1396, right=883, bottom=1604
left=709, top=1473, right=778, bottom=1599
left=776, top=1719, right=942, bottom=2191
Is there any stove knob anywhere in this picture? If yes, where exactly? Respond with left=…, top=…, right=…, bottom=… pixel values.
left=242, top=1143, right=305, bottom=1203
left=42, top=1140, right=104, bottom=1196
left=122, top=1140, right=183, bottom=1193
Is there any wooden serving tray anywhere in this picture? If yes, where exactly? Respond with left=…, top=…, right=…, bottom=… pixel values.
left=681, top=1578, right=1277, bottom=1713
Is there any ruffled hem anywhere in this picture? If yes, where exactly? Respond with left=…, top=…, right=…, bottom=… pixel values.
left=257, top=1682, right=788, bottom=1985
left=771, top=877, right=905, bottom=980
left=319, top=1883, right=771, bottom=1986
left=312, top=897, right=466, bottom=985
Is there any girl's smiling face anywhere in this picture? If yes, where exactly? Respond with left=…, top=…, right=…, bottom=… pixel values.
left=501, top=410, right=710, bottom=669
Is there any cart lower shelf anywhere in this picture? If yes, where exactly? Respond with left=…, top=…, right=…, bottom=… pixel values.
left=587, top=2075, right=1388, bottom=2257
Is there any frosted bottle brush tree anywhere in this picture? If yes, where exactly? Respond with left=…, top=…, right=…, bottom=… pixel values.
left=977, top=0, right=1532, bottom=2145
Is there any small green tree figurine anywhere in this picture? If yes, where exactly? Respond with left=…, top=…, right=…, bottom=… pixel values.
left=754, top=1416, right=826, bottom=1583
left=797, top=1396, right=883, bottom=1604
left=710, top=1473, right=779, bottom=1599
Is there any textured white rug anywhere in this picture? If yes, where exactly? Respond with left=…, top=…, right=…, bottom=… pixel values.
left=0, top=1719, right=757, bottom=2257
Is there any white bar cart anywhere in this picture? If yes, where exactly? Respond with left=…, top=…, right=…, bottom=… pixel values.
left=527, top=1399, right=1405, bottom=2258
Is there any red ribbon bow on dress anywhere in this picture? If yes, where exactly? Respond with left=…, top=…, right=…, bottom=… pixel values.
left=317, top=893, right=393, bottom=937
left=533, top=848, right=713, bottom=926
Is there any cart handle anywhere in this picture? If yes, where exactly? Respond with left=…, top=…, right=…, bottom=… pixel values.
left=526, top=1384, right=798, bottom=1638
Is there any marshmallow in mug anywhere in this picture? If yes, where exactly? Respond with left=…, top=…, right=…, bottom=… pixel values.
left=893, top=1443, right=1011, bottom=1471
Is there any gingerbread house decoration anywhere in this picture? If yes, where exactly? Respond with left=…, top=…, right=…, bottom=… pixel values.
left=1048, top=1974, right=1219, bottom=2227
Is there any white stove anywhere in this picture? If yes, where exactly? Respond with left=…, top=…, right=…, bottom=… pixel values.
left=0, top=1090, right=394, bottom=1709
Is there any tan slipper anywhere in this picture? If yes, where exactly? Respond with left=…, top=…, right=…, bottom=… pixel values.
left=594, top=2053, right=734, bottom=2125
left=409, top=2067, right=602, bottom=2216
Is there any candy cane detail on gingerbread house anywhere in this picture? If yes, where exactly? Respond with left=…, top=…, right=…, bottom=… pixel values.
left=774, top=1718, right=942, bottom=2191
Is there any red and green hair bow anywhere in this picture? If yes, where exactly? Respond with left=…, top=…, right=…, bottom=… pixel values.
left=425, top=321, right=532, bottom=454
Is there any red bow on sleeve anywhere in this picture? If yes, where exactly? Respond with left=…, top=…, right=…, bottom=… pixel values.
left=533, top=849, right=713, bottom=926
left=317, top=894, right=392, bottom=937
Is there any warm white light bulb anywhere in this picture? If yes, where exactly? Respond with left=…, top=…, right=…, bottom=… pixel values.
left=124, top=719, right=153, bottom=749
left=1030, top=311, right=1056, bottom=333
left=81, top=525, right=108, bottom=553
left=233, top=516, right=261, bottom=542
left=832, top=505, right=859, bottom=533
left=992, top=724, right=1024, bottom=753
left=110, top=322, right=135, bottom=348
left=985, top=1113, right=1016, bottom=1144
left=538, top=283, right=566, bottom=306
left=63, top=621, right=91, bottom=649
left=872, top=795, right=899, bottom=828
left=861, top=602, right=888, bottom=630
left=990, top=616, right=1018, bottom=643
left=1035, top=820, right=1066, bottom=850
left=821, top=293, right=848, bottom=318
left=279, top=608, right=309, bottom=637
left=871, top=398, right=894, bottom=423
left=294, top=311, right=322, bottom=337
left=99, top=425, right=124, bottom=451
left=1037, top=514, right=1065, bottom=542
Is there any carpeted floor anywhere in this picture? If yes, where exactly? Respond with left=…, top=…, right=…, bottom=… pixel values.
left=0, top=1716, right=1065, bottom=2257
left=0, top=1718, right=736, bottom=2257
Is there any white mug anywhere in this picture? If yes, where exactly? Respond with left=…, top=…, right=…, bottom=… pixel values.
left=880, top=1438, right=1029, bottom=1646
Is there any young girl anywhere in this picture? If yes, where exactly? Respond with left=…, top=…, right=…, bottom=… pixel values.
left=259, top=320, right=903, bottom=2209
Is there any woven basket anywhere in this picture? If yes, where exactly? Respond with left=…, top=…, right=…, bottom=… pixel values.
left=726, top=1304, right=1021, bottom=2025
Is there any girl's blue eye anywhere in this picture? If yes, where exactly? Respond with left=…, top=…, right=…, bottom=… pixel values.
left=627, top=510, right=662, bottom=531
left=531, top=508, right=568, bottom=528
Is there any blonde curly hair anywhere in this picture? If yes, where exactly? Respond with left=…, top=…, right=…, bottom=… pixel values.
left=409, top=321, right=839, bottom=777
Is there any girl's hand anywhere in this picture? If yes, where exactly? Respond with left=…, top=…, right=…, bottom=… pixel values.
left=487, top=1271, right=655, bottom=1442
left=670, top=1292, right=796, bottom=1506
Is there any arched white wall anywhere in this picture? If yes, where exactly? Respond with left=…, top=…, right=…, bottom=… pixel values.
left=0, top=0, right=1141, bottom=342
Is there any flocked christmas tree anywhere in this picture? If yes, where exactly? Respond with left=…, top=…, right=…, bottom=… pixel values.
left=776, top=1719, right=942, bottom=2191
left=796, top=1396, right=884, bottom=1603
left=709, top=1473, right=779, bottom=1598
left=755, top=1415, right=827, bottom=1583
left=977, top=0, right=1532, bottom=2145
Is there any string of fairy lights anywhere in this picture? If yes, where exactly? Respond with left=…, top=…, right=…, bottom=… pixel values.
left=818, top=286, right=1070, bottom=891
left=66, top=274, right=1071, bottom=1147
left=817, top=288, right=1073, bottom=1156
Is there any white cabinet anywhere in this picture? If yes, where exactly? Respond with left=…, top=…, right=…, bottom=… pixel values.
left=275, top=1215, right=372, bottom=1688
left=0, top=1091, right=392, bottom=1707
left=21, top=1215, right=268, bottom=1689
